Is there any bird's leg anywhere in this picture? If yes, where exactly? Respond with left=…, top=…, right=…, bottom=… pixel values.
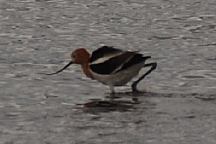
left=110, top=86, right=115, bottom=94
left=132, top=62, right=157, bottom=92
left=109, top=86, right=116, bottom=99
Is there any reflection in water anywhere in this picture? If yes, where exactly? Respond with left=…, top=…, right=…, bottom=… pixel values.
left=82, top=99, right=137, bottom=113
left=76, top=91, right=216, bottom=114
left=82, top=93, right=139, bottom=113
left=75, top=91, right=157, bottom=114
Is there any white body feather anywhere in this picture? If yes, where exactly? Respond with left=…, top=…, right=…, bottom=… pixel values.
left=90, top=63, right=145, bottom=86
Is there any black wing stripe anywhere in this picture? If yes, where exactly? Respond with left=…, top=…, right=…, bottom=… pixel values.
left=90, top=46, right=122, bottom=63
left=116, top=54, right=151, bottom=73
left=90, top=52, right=135, bottom=75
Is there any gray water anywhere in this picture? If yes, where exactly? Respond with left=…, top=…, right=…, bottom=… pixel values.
left=0, top=0, right=216, bottom=144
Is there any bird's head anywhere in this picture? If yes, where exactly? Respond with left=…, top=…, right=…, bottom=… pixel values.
left=71, top=48, right=90, bottom=64
left=45, top=48, right=90, bottom=75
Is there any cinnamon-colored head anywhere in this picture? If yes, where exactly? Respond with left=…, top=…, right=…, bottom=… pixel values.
left=45, top=48, right=91, bottom=76
left=71, top=48, right=90, bottom=64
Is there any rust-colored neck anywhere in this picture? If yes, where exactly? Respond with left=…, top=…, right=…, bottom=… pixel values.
left=81, top=63, right=94, bottom=79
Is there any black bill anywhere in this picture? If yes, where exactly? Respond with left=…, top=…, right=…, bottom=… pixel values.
left=45, top=61, right=74, bottom=75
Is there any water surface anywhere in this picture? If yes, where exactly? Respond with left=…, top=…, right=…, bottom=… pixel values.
left=0, top=0, right=216, bottom=143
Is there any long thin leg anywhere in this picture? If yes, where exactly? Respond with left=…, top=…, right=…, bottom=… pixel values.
left=107, top=86, right=116, bottom=100
left=109, top=86, right=115, bottom=94
left=132, top=62, right=157, bottom=92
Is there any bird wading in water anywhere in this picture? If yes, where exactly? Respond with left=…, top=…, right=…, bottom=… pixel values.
left=46, top=46, right=157, bottom=94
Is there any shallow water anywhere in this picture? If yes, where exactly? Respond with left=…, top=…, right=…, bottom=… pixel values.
left=0, top=0, right=216, bottom=144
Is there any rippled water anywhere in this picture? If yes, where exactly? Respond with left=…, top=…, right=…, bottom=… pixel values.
left=0, top=0, right=216, bottom=144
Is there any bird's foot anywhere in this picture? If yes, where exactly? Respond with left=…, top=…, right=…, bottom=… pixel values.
left=132, top=89, right=146, bottom=94
left=132, top=83, right=140, bottom=93
left=132, top=84, right=146, bottom=96
left=105, top=92, right=119, bottom=100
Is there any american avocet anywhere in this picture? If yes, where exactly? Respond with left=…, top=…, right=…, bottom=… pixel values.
left=47, top=46, right=157, bottom=93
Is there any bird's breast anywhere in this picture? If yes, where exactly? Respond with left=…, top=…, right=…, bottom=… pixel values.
left=81, top=64, right=94, bottom=79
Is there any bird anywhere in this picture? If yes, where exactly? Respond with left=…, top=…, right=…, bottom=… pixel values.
left=46, top=46, right=157, bottom=93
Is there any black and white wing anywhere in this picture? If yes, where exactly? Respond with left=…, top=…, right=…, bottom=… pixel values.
left=90, top=46, right=151, bottom=75
left=90, top=46, right=122, bottom=63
